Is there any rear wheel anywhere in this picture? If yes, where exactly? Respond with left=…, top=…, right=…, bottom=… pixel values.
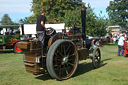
left=46, top=40, right=78, bottom=80
left=13, top=43, right=22, bottom=53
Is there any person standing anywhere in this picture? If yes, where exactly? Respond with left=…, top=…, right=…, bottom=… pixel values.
left=118, top=33, right=125, bottom=56
left=36, top=8, right=48, bottom=49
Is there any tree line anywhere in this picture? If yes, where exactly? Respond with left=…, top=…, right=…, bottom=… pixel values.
left=106, top=0, right=128, bottom=29
left=0, top=14, right=18, bottom=25
left=0, top=0, right=127, bottom=36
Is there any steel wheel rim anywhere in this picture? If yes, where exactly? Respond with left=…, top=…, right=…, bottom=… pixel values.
left=94, top=49, right=100, bottom=67
left=53, top=42, right=78, bottom=79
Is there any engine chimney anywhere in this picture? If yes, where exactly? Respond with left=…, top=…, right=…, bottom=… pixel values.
left=81, top=7, right=86, bottom=40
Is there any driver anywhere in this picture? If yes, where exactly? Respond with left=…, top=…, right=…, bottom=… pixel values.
left=69, top=23, right=81, bottom=34
left=36, top=8, right=48, bottom=50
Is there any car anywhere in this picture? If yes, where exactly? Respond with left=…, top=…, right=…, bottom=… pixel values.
left=0, top=25, right=21, bottom=53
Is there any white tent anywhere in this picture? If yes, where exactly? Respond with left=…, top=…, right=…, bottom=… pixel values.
left=20, top=23, right=65, bottom=35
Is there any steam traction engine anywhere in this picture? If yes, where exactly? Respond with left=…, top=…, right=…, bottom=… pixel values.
left=18, top=8, right=101, bottom=80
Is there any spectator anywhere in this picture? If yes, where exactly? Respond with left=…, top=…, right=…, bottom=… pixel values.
left=117, top=33, right=125, bottom=56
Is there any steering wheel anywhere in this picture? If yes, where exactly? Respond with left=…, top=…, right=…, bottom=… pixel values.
left=46, top=27, right=56, bottom=36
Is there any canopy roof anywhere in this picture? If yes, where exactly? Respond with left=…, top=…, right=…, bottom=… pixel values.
left=0, top=25, right=19, bottom=28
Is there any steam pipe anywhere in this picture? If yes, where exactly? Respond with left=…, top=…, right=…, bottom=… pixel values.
left=81, top=7, right=86, bottom=40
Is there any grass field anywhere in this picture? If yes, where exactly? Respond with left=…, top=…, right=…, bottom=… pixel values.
left=0, top=44, right=128, bottom=85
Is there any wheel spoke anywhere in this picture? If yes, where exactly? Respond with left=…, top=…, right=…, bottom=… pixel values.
left=95, top=56, right=97, bottom=59
left=54, top=64, right=58, bottom=68
left=65, top=44, right=71, bottom=53
left=64, top=65, right=69, bottom=75
left=95, top=51, right=99, bottom=56
left=55, top=53, right=59, bottom=57
left=55, top=64, right=62, bottom=69
left=59, top=68, right=62, bottom=76
left=62, top=66, right=65, bottom=76
left=94, top=55, right=100, bottom=67
left=53, top=58, right=62, bottom=61
left=63, top=45, right=66, bottom=56
left=68, top=62, right=74, bottom=67
left=68, top=52, right=75, bottom=57
left=67, top=50, right=71, bottom=56
left=68, top=59, right=73, bottom=61
left=95, top=56, right=99, bottom=61
left=95, top=54, right=100, bottom=60
left=59, top=66, right=65, bottom=76
left=57, top=50, right=64, bottom=57
left=66, top=63, right=69, bottom=67
left=60, top=44, right=63, bottom=53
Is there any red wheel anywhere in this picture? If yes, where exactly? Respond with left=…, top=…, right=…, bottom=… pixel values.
left=14, top=43, right=22, bottom=53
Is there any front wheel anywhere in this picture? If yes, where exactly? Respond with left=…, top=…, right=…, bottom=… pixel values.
left=13, top=43, right=22, bottom=53
left=92, top=47, right=101, bottom=68
left=46, top=40, right=78, bottom=80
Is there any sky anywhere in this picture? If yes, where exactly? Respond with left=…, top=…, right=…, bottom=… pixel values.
left=83, top=0, right=113, bottom=17
left=0, top=0, right=113, bottom=23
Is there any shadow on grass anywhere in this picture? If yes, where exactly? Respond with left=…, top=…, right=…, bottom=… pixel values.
left=124, top=56, right=128, bottom=58
left=103, top=42, right=117, bottom=46
left=0, top=50, right=14, bottom=53
left=73, top=62, right=94, bottom=77
left=35, top=73, right=53, bottom=81
left=73, top=60, right=109, bottom=77
left=102, top=58, right=112, bottom=62
left=35, top=58, right=112, bottom=81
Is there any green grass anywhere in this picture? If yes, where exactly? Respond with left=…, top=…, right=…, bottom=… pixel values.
left=0, top=44, right=128, bottom=85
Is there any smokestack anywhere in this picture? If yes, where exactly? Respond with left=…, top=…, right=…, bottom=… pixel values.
left=81, top=7, right=86, bottom=40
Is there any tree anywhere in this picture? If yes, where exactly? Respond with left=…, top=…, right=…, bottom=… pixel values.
left=19, top=17, right=31, bottom=24
left=63, top=7, right=81, bottom=27
left=1, top=14, right=13, bottom=25
left=106, top=0, right=128, bottom=28
left=1, top=14, right=18, bottom=25
left=28, top=0, right=83, bottom=24
left=64, top=4, right=107, bottom=37
left=86, top=5, right=107, bottom=37
left=26, top=1, right=107, bottom=37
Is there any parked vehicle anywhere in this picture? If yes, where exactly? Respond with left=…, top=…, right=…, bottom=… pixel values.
left=18, top=8, right=101, bottom=80
left=0, top=25, right=21, bottom=53
left=123, top=40, right=128, bottom=57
